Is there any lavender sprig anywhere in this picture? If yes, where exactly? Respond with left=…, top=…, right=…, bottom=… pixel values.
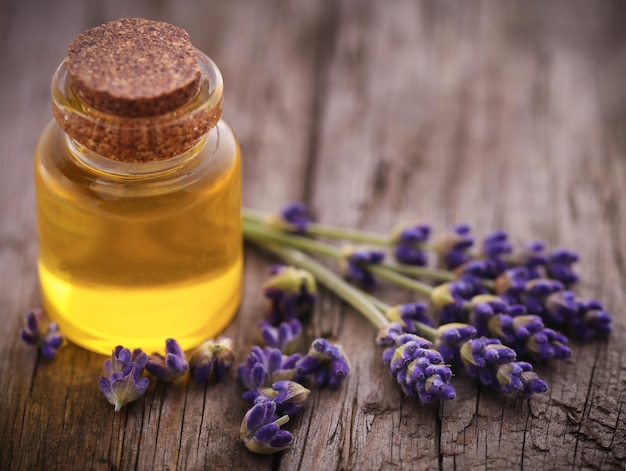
left=264, top=265, right=317, bottom=325
left=19, top=308, right=65, bottom=359
left=99, top=346, right=149, bottom=412
left=146, top=338, right=188, bottom=382
left=189, top=337, right=235, bottom=384
left=240, top=401, right=293, bottom=454
left=296, top=338, right=351, bottom=389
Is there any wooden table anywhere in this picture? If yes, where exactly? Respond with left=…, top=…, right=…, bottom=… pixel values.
left=1, top=1, right=625, bottom=469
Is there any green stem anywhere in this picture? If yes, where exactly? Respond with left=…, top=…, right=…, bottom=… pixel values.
left=385, top=263, right=456, bottom=283
left=245, top=234, right=389, bottom=330
left=243, top=219, right=343, bottom=260
left=366, top=265, right=434, bottom=297
left=243, top=208, right=391, bottom=246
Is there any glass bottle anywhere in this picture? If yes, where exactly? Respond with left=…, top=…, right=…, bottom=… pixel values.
left=34, top=18, right=242, bottom=355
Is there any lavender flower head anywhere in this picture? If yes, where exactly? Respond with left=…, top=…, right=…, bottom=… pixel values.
left=460, top=337, right=547, bottom=396
left=485, top=314, right=572, bottom=361
left=509, top=241, right=547, bottom=279
left=239, top=346, right=301, bottom=391
left=385, top=302, right=434, bottom=333
left=481, top=230, right=513, bottom=260
left=269, top=202, right=313, bottom=234
left=240, top=400, right=293, bottom=454
left=391, top=223, right=431, bottom=266
left=297, top=338, right=351, bottom=389
left=431, top=280, right=476, bottom=324
left=435, top=224, right=474, bottom=270
left=382, top=335, right=456, bottom=404
left=146, top=338, right=188, bottom=382
left=189, top=337, right=235, bottom=384
left=264, top=265, right=317, bottom=325
left=546, top=248, right=579, bottom=286
left=245, top=380, right=311, bottom=417
left=342, top=247, right=385, bottom=289
left=19, top=308, right=65, bottom=359
left=434, top=323, right=477, bottom=364
left=99, top=346, right=149, bottom=412
left=495, top=267, right=530, bottom=297
left=574, top=300, right=612, bottom=340
left=258, top=319, right=303, bottom=354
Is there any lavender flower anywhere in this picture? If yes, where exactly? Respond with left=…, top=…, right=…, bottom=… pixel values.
left=375, top=323, right=406, bottom=348
left=269, top=202, right=313, bottom=234
left=509, top=241, right=547, bottom=278
left=495, top=267, right=530, bottom=297
left=546, top=248, right=579, bottom=286
left=99, top=346, right=149, bottom=412
left=19, top=308, right=65, bottom=359
left=487, top=315, right=571, bottom=361
left=385, top=302, right=434, bottom=333
left=574, top=300, right=612, bottom=340
left=258, top=319, right=303, bottom=354
left=433, top=323, right=477, bottom=364
left=382, top=335, right=456, bottom=404
left=245, top=380, right=311, bottom=417
left=189, top=337, right=235, bottom=384
left=482, top=230, right=513, bottom=260
left=238, top=346, right=301, bottom=391
left=240, top=401, right=293, bottom=454
left=456, top=259, right=504, bottom=281
left=342, top=247, right=385, bottom=289
left=264, top=265, right=317, bottom=325
left=392, top=223, right=431, bottom=266
left=296, top=338, right=351, bottom=389
left=460, top=337, right=547, bottom=396
left=435, top=224, right=474, bottom=270
left=146, top=338, right=188, bottom=382
left=431, top=280, right=476, bottom=323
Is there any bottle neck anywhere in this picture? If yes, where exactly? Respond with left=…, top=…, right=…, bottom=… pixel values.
left=52, top=49, right=223, bottom=163
left=65, top=132, right=210, bottom=179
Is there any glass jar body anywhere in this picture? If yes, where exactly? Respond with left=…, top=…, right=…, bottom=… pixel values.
left=35, top=119, right=242, bottom=354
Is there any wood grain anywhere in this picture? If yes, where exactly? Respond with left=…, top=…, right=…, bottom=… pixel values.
left=1, top=1, right=625, bottom=470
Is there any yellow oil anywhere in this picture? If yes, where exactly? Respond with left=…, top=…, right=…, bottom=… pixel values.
left=35, top=120, right=242, bottom=355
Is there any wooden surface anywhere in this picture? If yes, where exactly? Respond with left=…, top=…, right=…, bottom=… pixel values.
left=1, top=1, right=625, bottom=469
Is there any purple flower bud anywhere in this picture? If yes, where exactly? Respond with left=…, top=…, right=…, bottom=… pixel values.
left=99, top=346, right=149, bottom=412
left=573, top=300, right=613, bottom=340
left=375, top=323, right=406, bottom=347
left=383, top=339, right=456, bottom=403
left=435, top=224, right=474, bottom=270
left=546, top=248, right=579, bottom=286
left=456, top=259, right=503, bottom=281
left=434, top=323, right=477, bottom=364
left=189, top=337, right=235, bottom=384
left=385, top=302, right=433, bottom=334
left=431, top=280, right=476, bottom=323
left=509, top=241, right=547, bottom=278
left=480, top=230, right=512, bottom=276
left=258, top=319, right=303, bottom=354
left=495, top=267, right=530, bottom=297
left=297, top=338, right=351, bottom=389
left=246, top=380, right=311, bottom=417
left=19, top=309, right=65, bottom=359
left=240, top=401, right=293, bottom=454
left=263, top=265, right=317, bottom=325
left=343, top=247, right=385, bottom=289
left=460, top=338, right=547, bottom=396
left=270, top=202, right=313, bottom=234
left=146, top=338, right=189, bottom=382
left=239, top=346, right=301, bottom=390
left=392, top=223, right=431, bottom=266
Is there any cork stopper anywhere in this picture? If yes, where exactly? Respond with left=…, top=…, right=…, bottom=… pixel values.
left=52, top=18, right=223, bottom=162
left=66, top=18, right=201, bottom=117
